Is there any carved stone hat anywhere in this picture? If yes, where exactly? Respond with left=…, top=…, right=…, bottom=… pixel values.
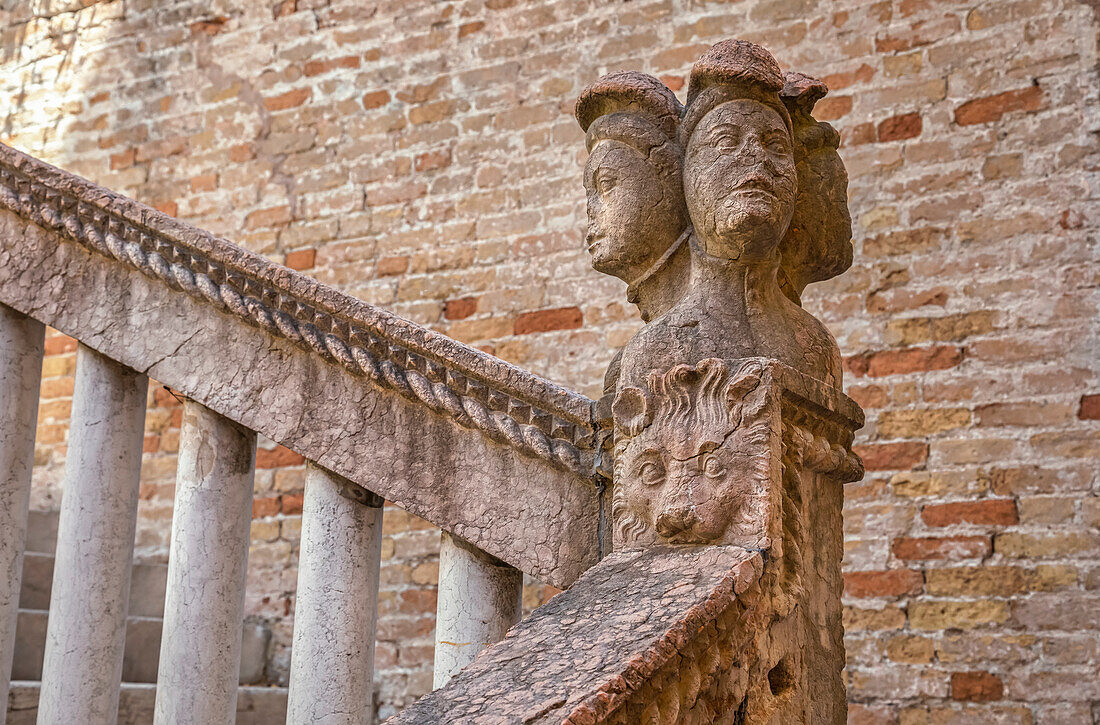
left=681, top=39, right=792, bottom=145
left=574, top=70, right=683, bottom=152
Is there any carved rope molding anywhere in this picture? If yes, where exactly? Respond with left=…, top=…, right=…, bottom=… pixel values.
left=0, top=142, right=600, bottom=481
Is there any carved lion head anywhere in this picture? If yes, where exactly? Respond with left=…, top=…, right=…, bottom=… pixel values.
left=611, top=359, right=774, bottom=548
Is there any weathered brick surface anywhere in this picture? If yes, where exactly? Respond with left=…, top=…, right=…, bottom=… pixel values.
left=2, top=0, right=1097, bottom=721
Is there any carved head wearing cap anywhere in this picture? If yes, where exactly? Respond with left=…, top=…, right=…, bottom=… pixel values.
left=680, top=40, right=797, bottom=264
left=575, top=72, right=688, bottom=288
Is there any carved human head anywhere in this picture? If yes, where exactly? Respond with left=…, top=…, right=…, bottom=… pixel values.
left=575, top=72, right=688, bottom=285
left=777, top=72, right=853, bottom=305
left=680, top=40, right=797, bottom=263
left=611, top=359, right=773, bottom=548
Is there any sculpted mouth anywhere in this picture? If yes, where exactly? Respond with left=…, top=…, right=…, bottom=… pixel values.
left=585, top=234, right=605, bottom=254
left=732, top=176, right=776, bottom=197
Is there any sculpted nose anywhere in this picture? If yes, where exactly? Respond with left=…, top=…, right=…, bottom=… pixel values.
left=655, top=506, right=701, bottom=538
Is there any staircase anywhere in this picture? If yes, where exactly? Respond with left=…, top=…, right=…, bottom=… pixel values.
left=4, top=511, right=288, bottom=724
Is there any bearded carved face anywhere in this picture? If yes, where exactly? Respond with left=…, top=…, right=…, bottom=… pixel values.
left=583, top=139, right=686, bottom=283
left=683, top=99, right=797, bottom=262
left=612, top=359, right=775, bottom=549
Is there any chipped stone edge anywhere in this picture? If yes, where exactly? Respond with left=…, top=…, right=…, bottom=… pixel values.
left=560, top=549, right=764, bottom=724
left=0, top=142, right=599, bottom=480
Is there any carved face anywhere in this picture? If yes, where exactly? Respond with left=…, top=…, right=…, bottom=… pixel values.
left=612, top=360, right=773, bottom=548
left=583, top=139, right=684, bottom=282
left=683, top=99, right=796, bottom=261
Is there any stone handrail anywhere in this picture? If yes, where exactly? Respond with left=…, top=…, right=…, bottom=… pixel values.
left=0, top=141, right=603, bottom=588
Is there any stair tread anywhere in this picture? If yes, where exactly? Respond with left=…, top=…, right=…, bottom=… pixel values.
left=6, top=681, right=288, bottom=725
left=11, top=610, right=269, bottom=684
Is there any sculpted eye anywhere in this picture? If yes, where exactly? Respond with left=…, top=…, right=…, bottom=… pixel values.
left=596, top=174, right=618, bottom=195
left=702, top=454, right=726, bottom=479
left=715, top=133, right=740, bottom=152
left=638, top=459, right=666, bottom=486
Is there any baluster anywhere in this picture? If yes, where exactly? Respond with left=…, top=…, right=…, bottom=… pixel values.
left=153, top=400, right=256, bottom=725
left=433, top=532, right=522, bottom=688
left=37, top=344, right=147, bottom=725
left=0, top=305, right=44, bottom=725
left=287, top=464, right=384, bottom=725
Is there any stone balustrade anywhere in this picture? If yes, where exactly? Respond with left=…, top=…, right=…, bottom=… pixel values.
left=0, top=141, right=605, bottom=724
left=0, top=36, right=867, bottom=725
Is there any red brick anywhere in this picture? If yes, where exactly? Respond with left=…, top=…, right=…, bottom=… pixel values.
left=252, top=497, right=281, bottom=518
left=1079, top=393, right=1100, bottom=420
left=659, top=75, right=684, bottom=91
left=921, top=500, right=1019, bottom=527
left=514, top=307, right=583, bottom=335
left=255, top=445, right=305, bottom=469
left=362, top=90, right=390, bottom=110
left=877, top=112, right=921, bottom=142
left=303, top=55, right=361, bottom=77
left=225, top=149, right=253, bottom=169
left=844, top=570, right=924, bottom=598
left=190, top=173, right=217, bottom=192
left=814, top=95, right=852, bottom=121
left=273, top=0, right=296, bottom=17
left=376, top=255, right=409, bottom=276
left=853, top=442, right=928, bottom=471
left=415, top=149, right=452, bottom=172
left=43, top=334, right=77, bottom=356
left=285, top=248, right=316, bottom=271
left=154, top=201, right=177, bottom=217
left=280, top=493, right=304, bottom=515
left=190, top=16, right=228, bottom=37
left=822, top=63, right=875, bottom=91
left=892, top=536, right=991, bottom=561
left=110, top=148, right=135, bottom=170
left=444, top=297, right=478, bottom=320
left=153, top=386, right=183, bottom=407
left=950, top=671, right=1003, bottom=702
left=142, top=434, right=160, bottom=453
left=846, top=345, right=963, bottom=377
left=245, top=205, right=292, bottom=229
left=955, top=85, right=1045, bottom=126
left=459, top=21, right=485, bottom=38
left=263, top=88, right=311, bottom=112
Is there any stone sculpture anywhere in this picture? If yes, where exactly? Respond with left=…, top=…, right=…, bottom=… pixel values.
left=611, top=358, right=774, bottom=548
left=577, top=39, right=856, bottom=550
left=571, top=40, right=864, bottom=722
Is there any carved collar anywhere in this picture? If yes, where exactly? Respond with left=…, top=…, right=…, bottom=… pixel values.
left=626, top=227, right=692, bottom=309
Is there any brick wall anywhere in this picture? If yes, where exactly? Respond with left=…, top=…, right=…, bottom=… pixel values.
left=3, top=0, right=1098, bottom=721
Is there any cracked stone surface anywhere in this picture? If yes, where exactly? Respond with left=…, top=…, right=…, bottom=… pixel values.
left=37, top=344, right=148, bottom=725
left=0, top=304, right=43, bottom=718
left=387, top=546, right=763, bottom=725
left=0, top=208, right=599, bottom=588
left=287, top=464, right=384, bottom=725
left=154, top=400, right=256, bottom=724
left=433, top=532, right=523, bottom=689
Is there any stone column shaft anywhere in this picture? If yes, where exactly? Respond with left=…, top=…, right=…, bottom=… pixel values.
left=153, top=400, right=256, bottom=725
left=37, top=344, right=147, bottom=725
left=0, top=305, right=44, bottom=725
left=433, top=532, right=523, bottom=689
left=287, top=464, right=384, bottom=725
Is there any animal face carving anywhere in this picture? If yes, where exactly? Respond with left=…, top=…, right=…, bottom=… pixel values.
left=612, top=359, right=774, bottom=548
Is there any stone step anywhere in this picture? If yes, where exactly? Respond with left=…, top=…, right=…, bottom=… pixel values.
left=11, top=610, right=269, bottom=685
left=6, top=681, right=288, bottom=725
left=23, top=510, right=59, bottom=555
left=19, top=552, right=168, bottom=617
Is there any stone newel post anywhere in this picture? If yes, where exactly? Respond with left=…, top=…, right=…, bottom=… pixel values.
left=578, top=39, right=865, bottom=722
